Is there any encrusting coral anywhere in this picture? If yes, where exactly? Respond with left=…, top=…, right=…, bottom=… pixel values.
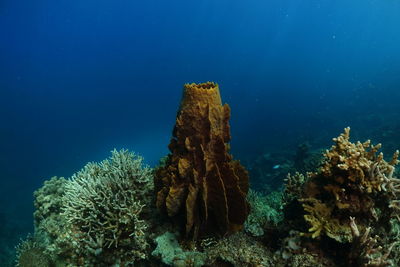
left=154, top=82, right=249, bottom=239
left=203, top=231, right=273, bottom=266
left=152, top=231, right=206, bottom=267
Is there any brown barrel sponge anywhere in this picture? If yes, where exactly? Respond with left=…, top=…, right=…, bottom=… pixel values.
left=154, top=82, right=249, bottom=239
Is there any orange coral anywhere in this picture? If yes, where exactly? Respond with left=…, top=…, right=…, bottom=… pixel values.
left=155, top=82, right=249, bottom=239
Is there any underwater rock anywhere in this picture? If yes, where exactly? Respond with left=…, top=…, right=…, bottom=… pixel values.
left=154, top=82, right=249, bottom=239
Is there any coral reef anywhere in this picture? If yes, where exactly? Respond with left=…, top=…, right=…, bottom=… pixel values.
left=27, top=149, right=154, bottom=266
left=278, top=230, right=302, bottom=260
left=283, top=172, right=307, bottom=204
left=203, top=231, right=273, bottom=266
left=245, top=189, right=283, bottom=237
left=154, top=82, right=249, bottom=239
left=280, top=127, right=400, bottom=266
left=33, top=176, right=68, bottom=259
left=152, top=231, right=205, bottom=267
left=14, top=86, right=400, bottom=267
left=348, top=216, right=397, bottom=266
left=34, top=176, right=67, bottom=228
left=15, top=236, right=50, bottom=267
left=301, top=197, right=352, bottom=242
left=152, top=230, right=275, bottom=267
left=60, top=149, right=153, bottom=265
left=285, top=253, right=335, bottom=267
left=299, top=127, right=399, bottom=243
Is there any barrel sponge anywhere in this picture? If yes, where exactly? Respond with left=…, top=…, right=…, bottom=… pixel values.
left=154, top=82, right=249, bottom=239
left=61, top=149, right=153, bottom=265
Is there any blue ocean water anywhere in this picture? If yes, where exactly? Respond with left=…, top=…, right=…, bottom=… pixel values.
left=1, top=0, right=400, bottom=264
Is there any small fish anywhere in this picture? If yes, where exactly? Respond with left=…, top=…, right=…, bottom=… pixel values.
left=273, top=164, right=280, bottom=169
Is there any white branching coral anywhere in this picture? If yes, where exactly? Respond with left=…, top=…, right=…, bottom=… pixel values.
left=61, top=149, right=153, bottom=265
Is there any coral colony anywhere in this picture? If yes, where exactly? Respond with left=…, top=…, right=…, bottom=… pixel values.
left=16, top=82, right=400, bottom=266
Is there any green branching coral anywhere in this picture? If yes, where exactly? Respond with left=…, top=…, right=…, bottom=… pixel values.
left=60, top=149, right=153, bottom=265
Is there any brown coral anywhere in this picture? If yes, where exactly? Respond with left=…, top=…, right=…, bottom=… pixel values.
left=300, top=127, right=400, bottom=242
left=155, top=82, right=249, bottom=239
left=301, top=198, right=352, bottom=242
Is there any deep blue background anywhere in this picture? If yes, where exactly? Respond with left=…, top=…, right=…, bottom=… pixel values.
left=1, top=0, right=400, bottom=235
